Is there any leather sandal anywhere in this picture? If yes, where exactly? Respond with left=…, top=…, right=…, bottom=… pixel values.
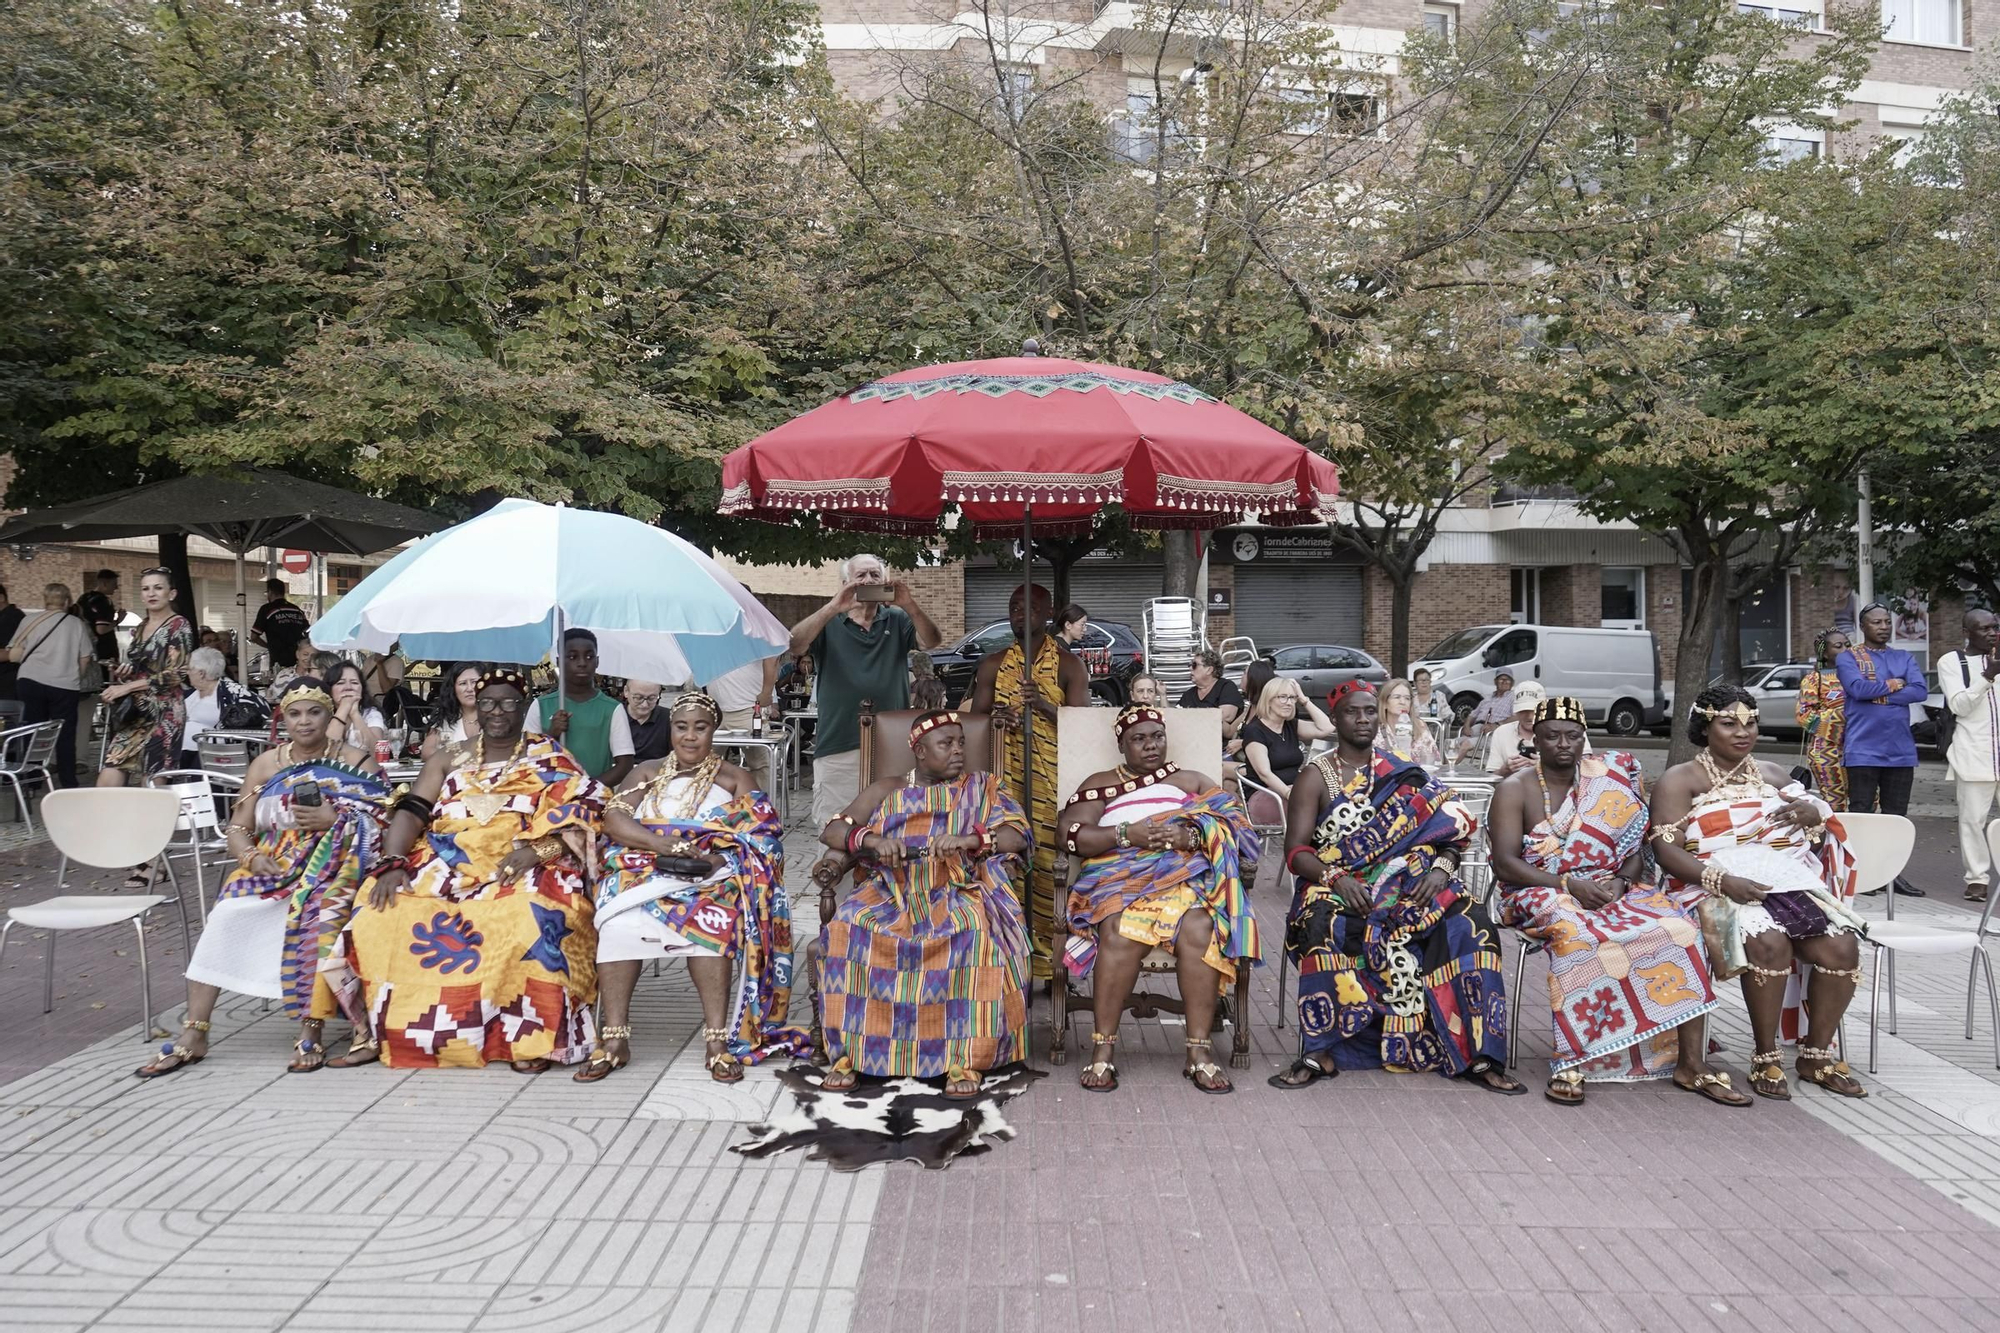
left=820, top=1056, right=858, bottom=1092
left=943, top=1065, right=982, bottom=1099
left=1545, top=1068, right=1585, bottom=1106
left=1749, top=1051, right=1791, bottom=1101
left=1182, top=1038, right=1232, bottom=1094
left=574, top=1025, right=630, bottom=1083
left=326, top=1036, right=381, bottom=1069
left=1080, top=1032, right=1118, bottom=1093
left=286, top=1020, right=327, bottom=1073
left=1673, top=1068, right=1751, bottom=1108
left=1798, top=1045, right=1867, bottom=1099
left=134, top=1019, right=211, bottom=1079
left=703, top=1026, right=743, bottom=1084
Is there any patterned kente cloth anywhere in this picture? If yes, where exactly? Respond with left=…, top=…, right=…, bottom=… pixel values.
left=1796, top=669, right=1848, bottom=810
left=595, top=778, right=809, bottom=1063
left=346, top=736, right=604, bottom=1067
left=1287, top=752, right=1508, bottom=1074
left=1498, top=752, right=1715, bottom=1080
left=1667, top=779, right=1864, bottom=1045
left=821, top=771, right=1031, bottom=1077
left=208, top=761, right=388, bottom=1022
left=1063, top=785, right=1261, bottom=985
left=993, top=635, right=1061, bottom=978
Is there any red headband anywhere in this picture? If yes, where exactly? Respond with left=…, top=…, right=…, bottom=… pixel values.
left=909, top=710, right=960, bottom=745
left=1115, top=705, right=1164, bottom=741
left=1328, top=679, right=1378, bottom=709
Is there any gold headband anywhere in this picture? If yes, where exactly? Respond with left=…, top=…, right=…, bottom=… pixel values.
left=669, top=689, right=722, bottom=723
left=279, top=684, right=334, bottom=710
left=909, top=710, right=960, bottom=745
left=1533, top=696, right=1588, bottom=727
left=1115, top=705, right=1164, bottom=741
left=1693, top=701, right=1758, bottom=726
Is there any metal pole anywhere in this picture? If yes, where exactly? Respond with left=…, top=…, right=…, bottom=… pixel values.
left=233, top=550, right=249, bottom=687
left=1856, top=470, right=1874, bottom=608
left=1020, top=501, right=1035, bottom=950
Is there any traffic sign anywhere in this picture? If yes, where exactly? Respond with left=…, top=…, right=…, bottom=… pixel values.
left=280, top=549, right=313, bottom=575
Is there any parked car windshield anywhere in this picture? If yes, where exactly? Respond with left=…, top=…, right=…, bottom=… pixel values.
left=1423, top=627, right=1505, bottom=660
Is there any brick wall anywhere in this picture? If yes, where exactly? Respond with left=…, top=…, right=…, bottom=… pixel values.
left=1538, top=563, right=1603, bottom=628
left=1207, top=563, right=1236, bottom=644
left=1647, top=562, right=1685, bottom=680
left=1365, top=562, right=1512, bottom=665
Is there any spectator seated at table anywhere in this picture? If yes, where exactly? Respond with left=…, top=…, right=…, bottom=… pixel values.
left=583, top=689, right=808, bottom=1084
left=137, top=679, right=386, bottom=1077
left=622, top=679, right=674, bottom=763
left=179, top=646, right=268, bottom=768
left=264, top=640, right=319, bottom=705
left=1273, top=681, right=1523, bottom=1094
left=816, top=710, right=1031, bottom=1099
left=1451, top=670, right=1515, bottom=763
left=1489, top=696, right=1743, bottom=1108
left=421, top=661, right=485, bottom=756
left=345, top=668, right=605, bottom=1071
left=1059, top=705, right=1261, bottom=1094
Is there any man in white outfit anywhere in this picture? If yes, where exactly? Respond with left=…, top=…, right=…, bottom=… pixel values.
left=1939, top=608, right=2000, bottom=904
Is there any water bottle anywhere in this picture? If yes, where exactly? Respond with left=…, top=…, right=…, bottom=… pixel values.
left=749, top=705, right=764, bottom=738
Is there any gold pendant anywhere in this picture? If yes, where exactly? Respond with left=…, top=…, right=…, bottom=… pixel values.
left=462, top=792, right=510, bottom=824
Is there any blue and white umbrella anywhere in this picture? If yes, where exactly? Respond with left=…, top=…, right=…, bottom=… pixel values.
left=311, top=498, right=788, bottom=684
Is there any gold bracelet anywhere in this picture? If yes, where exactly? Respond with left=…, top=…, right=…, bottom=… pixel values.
left=531, top=835, right=565, bottom=863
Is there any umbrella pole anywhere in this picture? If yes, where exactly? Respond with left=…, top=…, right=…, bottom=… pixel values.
left=234, top=550, right=249, bottom=687
left=1021, top=503, right=1035, bottom=952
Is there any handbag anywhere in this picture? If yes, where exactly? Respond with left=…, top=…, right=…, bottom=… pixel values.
left=104, top=691, right=143, bottom=734
left=218, top=685, right=271, bottom=731
left=4, top=613, right=66, bottom=667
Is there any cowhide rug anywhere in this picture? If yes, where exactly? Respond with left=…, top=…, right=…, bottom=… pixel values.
left=731, top=1062, right=1042, bottom=1171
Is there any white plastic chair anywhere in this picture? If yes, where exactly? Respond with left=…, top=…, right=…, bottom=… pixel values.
left=151, top=769, right=246, bottom=926
left=0, top=787, right=188, bottom=1040
left=1840, top=811, right=1997, bottom=1072
left=0, top=720, right=61, bottom=830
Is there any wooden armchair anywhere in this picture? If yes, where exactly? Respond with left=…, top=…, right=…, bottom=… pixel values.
left=1050, top=705, right=1254, bottom=1069
left=804, top=699, right=999, bottom=1059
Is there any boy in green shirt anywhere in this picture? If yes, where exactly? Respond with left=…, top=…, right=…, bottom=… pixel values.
left=530, top=629, right=636, bottom=785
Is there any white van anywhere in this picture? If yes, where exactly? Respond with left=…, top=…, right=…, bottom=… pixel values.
left=1408, top=624, right=1665, bottom=735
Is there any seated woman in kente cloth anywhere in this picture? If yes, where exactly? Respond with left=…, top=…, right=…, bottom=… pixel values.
left=137, top=679, right=388, bottom=1077
left=1273, top=681, right=1524, bottom=1093
left=1649, top=684, right=1869, bottom=1100
left=584, top=687, right=807, bottom=1084
left=1059, top=705, right=1260, bottom=1094
left=1489, top=695, right=1746, bottom=1108
left=346, top=667, right=605, bottom=1071
left=817, top=710, right=1031, bottom=1098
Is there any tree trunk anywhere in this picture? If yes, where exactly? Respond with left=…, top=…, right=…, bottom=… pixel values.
left=1161, top=530, right=1197, bottom=599
left=156, top=534, right=197, bottom=626
left=1718, top=587, right=1745, bottom=685
left=1389, top=565, right=1415, bottom=676
left=1669, top=556, right=1727, bottom=766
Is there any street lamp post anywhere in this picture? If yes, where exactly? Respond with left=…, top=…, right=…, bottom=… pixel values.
left=1856, top=469, right=1874, bottom=607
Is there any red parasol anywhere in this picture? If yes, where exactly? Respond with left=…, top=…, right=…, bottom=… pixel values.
left=720, top=349, right=1339, bottom=538
left=722, top=345, right=1338, bottom=956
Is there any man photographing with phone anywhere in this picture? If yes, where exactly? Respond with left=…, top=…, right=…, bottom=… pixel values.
left=789, top=553, right=943, bottom=830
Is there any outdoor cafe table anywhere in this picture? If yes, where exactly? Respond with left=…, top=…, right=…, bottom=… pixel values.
left=711, top=728, right=794, bottom=827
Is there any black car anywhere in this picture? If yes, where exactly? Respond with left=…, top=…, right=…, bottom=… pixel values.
left=929, top=620, right=1146, bottom=707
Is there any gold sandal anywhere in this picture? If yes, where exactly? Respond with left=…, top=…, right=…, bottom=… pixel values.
left=1182, top=1037, right=1231, bottom=1095
left=1749, top=1050, right=1791, bottom=1101
left=1080, top=1031, right=1118, bottom=1093
left=703, top=1026, right=744, bottom=1084
left=326, top=1035, right=381, bottom=1069
left=574, top=1024, right=631, bottom=1083
left=1797, top=1045, right=1868, bottom=1099
left=1545, top=1068, right=1585, bottom=1106
left=135, top=1019, right=211, bottom=1079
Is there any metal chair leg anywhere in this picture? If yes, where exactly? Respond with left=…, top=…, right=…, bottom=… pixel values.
left=189, top=838, right=207, bottom=927
left=1888, top=949, right=1899, bottom=1033
left=1276, top=952, right=1289, bottom=1028
left=134, top=916, right=152, bottom=1042
left=1980, top=950, right=2000, bottom=1069
left=1868, top=944, right=1883, bottom=1074
left=0, top=918, right=12, bottom=978
left=55, top=854, right=67, bottom=892
left=1508, top=938, right=1528, bottom=1070
left=42, top=929, right=55, bottom=1014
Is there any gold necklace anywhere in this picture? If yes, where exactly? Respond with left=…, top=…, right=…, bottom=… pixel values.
left=1535, top=761, right=1579, bottom=842
left=1697, top=749, right=1763, bottom=795
left=281, top=736, right=334, bottom=767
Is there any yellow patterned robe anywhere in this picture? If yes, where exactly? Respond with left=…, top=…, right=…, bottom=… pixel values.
left=993, top=635, right=1062, bottom=977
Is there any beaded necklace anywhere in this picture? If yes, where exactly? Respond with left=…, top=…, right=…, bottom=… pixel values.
left=1075, top=761, right=1180, bottom=804
left=1697, top=748, right=1767, bottom=800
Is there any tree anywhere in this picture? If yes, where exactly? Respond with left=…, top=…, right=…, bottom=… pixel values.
left=1487, top=0, right=1903, bottom=758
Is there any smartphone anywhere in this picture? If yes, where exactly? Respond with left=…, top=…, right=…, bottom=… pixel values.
left=289, top=777, right=324, bottom=807
left=854, top=585, right=895, bottom=603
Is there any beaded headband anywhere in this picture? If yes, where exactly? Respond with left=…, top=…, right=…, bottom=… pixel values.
left=1114, top=705, right=1163, bottom=741
left=1533, top=696, right=1588, bottom=727
left=909, top=709, right=960, bottom=745
left=1327, top=679, right=1377, bottom=709
left=669, top=689, right=722, bottom=723
left=278, top=684, right=334, bottom=711
left=477, top=667, right=531, bottom=695
left=1692, top=700, right=1758, bottom=725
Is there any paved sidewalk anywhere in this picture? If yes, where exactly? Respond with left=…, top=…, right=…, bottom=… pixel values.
left=3, top=813, right=1999, bottom=1331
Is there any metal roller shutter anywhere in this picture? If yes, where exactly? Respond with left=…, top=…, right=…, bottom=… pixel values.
left=1232, top=565, right=1364, bottom=655
left=964, top=563, right=1167, bottom=634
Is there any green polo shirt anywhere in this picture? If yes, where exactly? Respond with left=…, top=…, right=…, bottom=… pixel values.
left=533, top=687, right=621, bottom=779
left=811, top=606, right=918, bottom=758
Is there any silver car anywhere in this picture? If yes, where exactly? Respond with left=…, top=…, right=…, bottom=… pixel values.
left=1268, top=644, right=1390, bottom=700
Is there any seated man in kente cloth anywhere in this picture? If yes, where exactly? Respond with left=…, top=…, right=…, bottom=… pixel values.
left=585, top=687, right=807, bottom=1084
left=817, top=710, right=1031, bottom=1098
left=1059, top=704, right=1260, bottom=1094
left=1273, top=681, right=1524, bottom=1093
left=347, top=667, right=605, bottom=1071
